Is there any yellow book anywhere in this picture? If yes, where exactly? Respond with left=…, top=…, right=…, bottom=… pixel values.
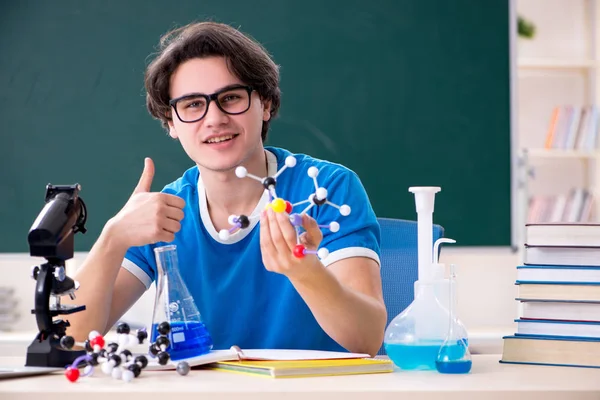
left=209, top=358, right=394, bottom=378
left=146, top=347, right=375, bottom=371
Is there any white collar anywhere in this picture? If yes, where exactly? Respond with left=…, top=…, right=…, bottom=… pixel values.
left=197, top=149, right=278, bottom=244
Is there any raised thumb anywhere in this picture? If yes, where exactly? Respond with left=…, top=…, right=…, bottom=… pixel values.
left=133, top=157, right=155, bottom=194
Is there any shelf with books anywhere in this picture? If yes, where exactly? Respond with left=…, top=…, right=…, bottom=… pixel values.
left=525, top=148, right=600, bottom=159
left=518, top=57, right=599, bottom=70
left=521, top=103, right=600, bottom=226
left=514, top=0, right=600, bottom=246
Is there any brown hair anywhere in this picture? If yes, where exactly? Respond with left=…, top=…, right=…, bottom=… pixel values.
left=144, top=22, right=281, bottom=141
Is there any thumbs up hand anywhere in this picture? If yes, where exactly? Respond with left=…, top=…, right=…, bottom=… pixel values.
left=109, top=158, right=186, bottom=248
left=133, top=157, right=156, bottom=194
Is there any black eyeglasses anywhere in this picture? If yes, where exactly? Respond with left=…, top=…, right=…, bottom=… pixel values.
left=169, top=85, right=254, bottom=123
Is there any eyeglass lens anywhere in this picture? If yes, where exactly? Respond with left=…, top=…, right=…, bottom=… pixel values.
left=175, top=87, right=251, bottom=122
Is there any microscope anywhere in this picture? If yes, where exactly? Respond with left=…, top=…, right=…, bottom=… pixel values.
left=25, top=184, right=88, bottom=368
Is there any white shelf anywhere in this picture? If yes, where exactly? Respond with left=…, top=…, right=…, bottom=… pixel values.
left=525, top=148, right=600, bottom=159
left=518, top=57, right=599, bottom=70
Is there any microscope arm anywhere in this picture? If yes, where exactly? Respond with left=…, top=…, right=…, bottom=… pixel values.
left=33, top=263, right=54, bottom=334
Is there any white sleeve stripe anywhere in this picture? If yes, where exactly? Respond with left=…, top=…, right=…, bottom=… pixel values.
left=122, top=258, right=153, bottom=290
left=320, top=247, right=381, bottom=268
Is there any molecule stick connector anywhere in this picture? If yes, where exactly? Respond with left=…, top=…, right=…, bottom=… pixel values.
left=223, top=155, right=352, bottom=259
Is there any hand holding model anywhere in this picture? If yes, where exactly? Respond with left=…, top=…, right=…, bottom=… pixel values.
left=109, top=158, right=186, bottom=247
left=260, top=208, right=324, bottom=282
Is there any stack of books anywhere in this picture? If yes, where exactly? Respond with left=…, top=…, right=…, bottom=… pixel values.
left=501, top=223, right=600, bottom=368
left=0, top=286, right=19, bottom=331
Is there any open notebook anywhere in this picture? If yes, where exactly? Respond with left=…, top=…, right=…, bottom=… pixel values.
left=146, top=346, right=379, bottom=372
left=210, top=358, right=394, bottom=378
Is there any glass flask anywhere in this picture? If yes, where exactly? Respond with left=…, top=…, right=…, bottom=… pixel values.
left=383, top=276, right=468, bottom=371
left=436, top=264, right=472, bottom=373
left=151, top=244, right=213, bottom=360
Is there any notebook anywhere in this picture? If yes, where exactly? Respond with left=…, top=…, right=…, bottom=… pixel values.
left=209, top=358, right=394, bottom=378
left=146, top=346, right=374, bottom=371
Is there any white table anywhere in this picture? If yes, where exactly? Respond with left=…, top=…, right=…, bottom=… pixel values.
left=1, top=354, right=600, bottom=400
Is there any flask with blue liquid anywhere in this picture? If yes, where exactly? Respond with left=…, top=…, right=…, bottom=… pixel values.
left=151, top=244, right=213, bottom=360
left=383, top=187, right=468, bottom=371
left=435, top=264, right=472, bottom=374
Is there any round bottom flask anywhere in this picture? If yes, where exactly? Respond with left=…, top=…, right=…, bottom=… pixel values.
left=384, top=279, right=463, bottom=371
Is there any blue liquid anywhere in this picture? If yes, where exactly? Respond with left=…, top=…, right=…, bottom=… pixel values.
left=385, top=341, right=443, bottom=370
left=151, top=321, right=213, bottom=360
left=436, top=360, right=472, bottom=374
left=385, top=339, right=469, bottom=371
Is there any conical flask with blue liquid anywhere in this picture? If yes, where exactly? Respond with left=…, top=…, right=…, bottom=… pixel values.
left=151, top=244, right=213, bottom=360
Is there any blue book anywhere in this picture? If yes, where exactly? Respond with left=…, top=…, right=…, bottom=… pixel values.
left=516, top=265, right=600, bottom=283
left=501, top=335, right=600, bottom=368
left=515, top=318, right=600, bottom=338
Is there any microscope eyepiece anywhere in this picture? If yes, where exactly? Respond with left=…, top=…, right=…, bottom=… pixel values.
left=28, top=184, right=87, bottom=261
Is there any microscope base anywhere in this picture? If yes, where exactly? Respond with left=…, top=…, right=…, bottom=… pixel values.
left=25, top=336, right=85, bottom=368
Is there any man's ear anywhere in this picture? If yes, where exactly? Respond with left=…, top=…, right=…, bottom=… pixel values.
left=262, top=100, right=272, bottom=122
left=167, top=120, right=178, bottom=139
left=166, top=110, right=179, bottom=138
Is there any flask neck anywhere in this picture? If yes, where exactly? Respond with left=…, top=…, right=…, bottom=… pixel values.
left=414, top=279, right=440, bottom=295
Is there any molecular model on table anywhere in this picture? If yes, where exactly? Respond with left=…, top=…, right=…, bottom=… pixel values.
left=61, top=321, right=190, bottom=383
left=218, top=155, right=351, bottom=259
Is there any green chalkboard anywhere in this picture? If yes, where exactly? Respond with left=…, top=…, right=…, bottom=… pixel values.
left=0, top=0, right=511, bottom=252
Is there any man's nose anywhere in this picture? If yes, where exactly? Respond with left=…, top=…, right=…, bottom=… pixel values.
left=203, top=101, right=229, bottom=127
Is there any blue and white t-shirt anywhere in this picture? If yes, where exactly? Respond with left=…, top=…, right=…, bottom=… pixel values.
left=123, top=146, right=381, bottom=352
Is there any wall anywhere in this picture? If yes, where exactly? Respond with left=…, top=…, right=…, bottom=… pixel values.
left=0, top=248, right=519, bottom=354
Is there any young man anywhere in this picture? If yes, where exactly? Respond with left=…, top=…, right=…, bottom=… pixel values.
left=67, top=21, right=386, bottom=356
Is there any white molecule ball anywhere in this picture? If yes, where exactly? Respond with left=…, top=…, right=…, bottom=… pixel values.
left=235, top=166, right=247, bottom=178
left=111, top=367, right=123, bottom=380
left=84, top=365, right=94, bottom=376
left=307, top=166, right=319, bottom=178
left=285, top=156, right=297, bottom=168
left=227, top=215, right=237, bottom=225
left=118, top=333, right=131, bottom=347
left=317, top=248, right=329, bottom=259
left=340, top=205, right=351, bottom=216
left=329, top=221, right=340, bottom=233
left=316, top=187, right=327, bottom=200
left=88, top=330, right=100, bottom=340
left=102, top=362, right=113, bottom=375
left=121, top=369, right=134, bottom=383
left=219, top=229, right=230, bottom=241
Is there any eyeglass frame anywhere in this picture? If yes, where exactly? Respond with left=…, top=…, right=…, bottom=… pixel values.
left=168, top=84, right=255, bottom=123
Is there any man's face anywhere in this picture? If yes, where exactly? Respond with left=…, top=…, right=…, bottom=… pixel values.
left=168, top=56, right=270, bottom=172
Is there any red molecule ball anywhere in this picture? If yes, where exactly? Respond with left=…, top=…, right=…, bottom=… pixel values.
left=293, top=244, right=306, bottom=258
left=65, top=367, right=80, bottom=382
left=285, top=201, right=293, bottom=214
left=90, top=335, right=105, bottom=349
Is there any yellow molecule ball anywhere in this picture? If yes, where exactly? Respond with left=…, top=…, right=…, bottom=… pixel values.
left=264, top=203, right=272, bottom=211
left=271, top=198, right=286, bottom=213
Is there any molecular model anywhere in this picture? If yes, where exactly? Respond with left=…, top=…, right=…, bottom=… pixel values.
left=61, top=321, right=190, bottom=383
left=218, top=155, right=351, bottom=259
